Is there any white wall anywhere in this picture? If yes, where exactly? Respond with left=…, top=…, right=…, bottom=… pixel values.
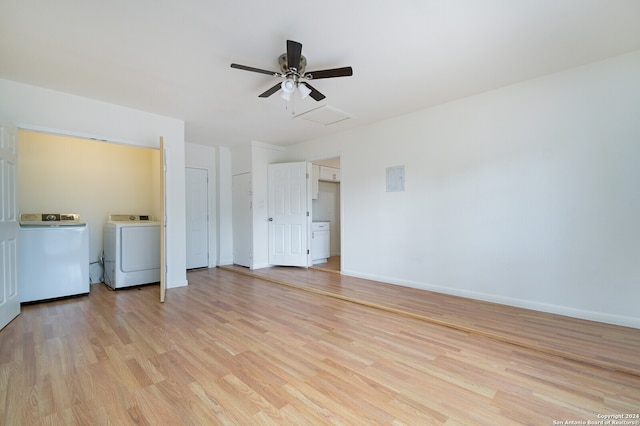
left=185, top=142, right=217, bottom=267
left=0, top=78, right=188, bottom=289
left=230, top=143, right=252, bottom=176
left=286, top=50, right=640, bottom=328
left=216, top=146, right=233, bottom=265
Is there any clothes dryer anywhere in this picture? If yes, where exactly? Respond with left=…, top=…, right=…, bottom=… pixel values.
left=103, top=215, right=160, bottom=289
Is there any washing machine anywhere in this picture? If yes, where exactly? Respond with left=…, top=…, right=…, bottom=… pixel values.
left=103, top=214, right=160, bottom=289
left=18, top=213, right=90, bottom=303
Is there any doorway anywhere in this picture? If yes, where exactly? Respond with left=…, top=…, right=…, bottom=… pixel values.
left=310, top=156, right=341, bottom=273
left=17, top=130, right=162, bottom=285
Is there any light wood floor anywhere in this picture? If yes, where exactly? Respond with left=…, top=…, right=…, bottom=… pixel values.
left=1, top=268, right=638, bottom=425
left=222, top=264, right=640, bottom=377
left=310, top=256, right=341, bottom=273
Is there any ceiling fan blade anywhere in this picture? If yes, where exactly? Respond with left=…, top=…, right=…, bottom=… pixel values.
left=231, top=63, right=279, bottom=76
left=305, top=66, right=353, bottom=80
left=258, top=83, right=282, bottom=98
left=287, top=40, right=303, bottom=71
left=301, top=82, right=326, bottom=101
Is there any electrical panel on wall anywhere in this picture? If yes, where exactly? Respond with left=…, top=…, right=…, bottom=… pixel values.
left=386, top=165, right=405, bottom=192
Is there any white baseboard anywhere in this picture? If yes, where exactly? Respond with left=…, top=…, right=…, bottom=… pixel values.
left=342, top=269, right=640, bottom=329
left=167, top=279, right=188, bottom=289
left=251, top=262, right=272, bottom=270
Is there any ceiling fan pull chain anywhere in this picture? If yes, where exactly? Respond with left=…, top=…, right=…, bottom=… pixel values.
left=288, top=94, right=295, bottom=116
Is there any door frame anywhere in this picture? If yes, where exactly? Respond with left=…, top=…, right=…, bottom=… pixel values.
left=159, top=137, right=166, bottom=302
left=0, top=119, right=20, bottom=330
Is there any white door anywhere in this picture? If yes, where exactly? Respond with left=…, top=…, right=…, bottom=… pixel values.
left=159, top=137, right=166, bottom=302
left=268, top=162, right=311, bottom=267
left=185, top=167, right=209, bottom=269
left=232, top=173, right=252, bottom=267
left=0, top=120, right=20, bottom=330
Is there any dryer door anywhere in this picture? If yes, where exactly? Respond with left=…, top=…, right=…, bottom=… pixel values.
left=120, top=225, right=161, bottom=272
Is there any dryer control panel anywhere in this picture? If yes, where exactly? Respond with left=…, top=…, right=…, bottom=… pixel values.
left=108, top=214, right=154, bottom=222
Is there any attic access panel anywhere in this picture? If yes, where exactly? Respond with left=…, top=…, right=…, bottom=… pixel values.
left=295, top=105, right=352, bottom=126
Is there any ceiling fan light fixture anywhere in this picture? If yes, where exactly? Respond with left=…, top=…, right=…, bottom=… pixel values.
left=297, top=83, right=311, bottom=100
left=280, top=90, right=291, bottom=101
left=281, top=79, right=295, bottom=94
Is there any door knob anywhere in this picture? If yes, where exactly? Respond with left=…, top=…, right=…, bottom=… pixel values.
left=268, top=217, right=273, bottom=221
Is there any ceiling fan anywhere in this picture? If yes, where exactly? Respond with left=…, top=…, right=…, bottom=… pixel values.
left=230, top=40, right=353, bottom=101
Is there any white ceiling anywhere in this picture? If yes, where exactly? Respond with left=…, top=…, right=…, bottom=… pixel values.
left=2, top=1, right=640, bottom=148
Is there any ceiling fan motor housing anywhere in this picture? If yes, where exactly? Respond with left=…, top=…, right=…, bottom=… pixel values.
left=279, top=53, right=307, bottom=76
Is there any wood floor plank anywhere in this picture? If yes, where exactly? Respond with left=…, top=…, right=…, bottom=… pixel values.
left=1, top=267, right=639, bottom=425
